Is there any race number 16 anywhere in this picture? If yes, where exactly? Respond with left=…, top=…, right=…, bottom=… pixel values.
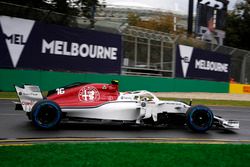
left=56, top=88, right=65, bottom=95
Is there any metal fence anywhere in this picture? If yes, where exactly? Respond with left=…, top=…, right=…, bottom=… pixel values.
left=121, top=26, right=250, bottom=84
left=121, top=26, right=178, bottom=77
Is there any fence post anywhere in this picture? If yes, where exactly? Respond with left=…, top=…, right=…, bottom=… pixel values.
left=134, top=37, right=138, bottom=66
left=240, top=55, right=247, bottom=83
left=160, top=40, right=164, bottom=70
left=147, top=39, right=151, bottom=67
left=172, top=40, right=177, bottom=78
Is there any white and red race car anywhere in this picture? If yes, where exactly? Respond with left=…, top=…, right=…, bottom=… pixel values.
left=14, top=80, right=239, bottom=132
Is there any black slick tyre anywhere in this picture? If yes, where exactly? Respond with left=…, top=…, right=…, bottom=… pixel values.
left=186, top=105, right=214, bottom=133
left=31, top=100, right=61, bottom=129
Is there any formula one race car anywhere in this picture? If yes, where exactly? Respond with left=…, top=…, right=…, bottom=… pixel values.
left=14, top=80, right=239, bottom=132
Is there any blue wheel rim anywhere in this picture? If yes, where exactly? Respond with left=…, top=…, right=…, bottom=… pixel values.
left=189, top=107, right=213, bottom=131
left=33, top=102, right=61, bottom=128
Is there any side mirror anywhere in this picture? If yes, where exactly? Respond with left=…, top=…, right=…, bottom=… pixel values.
left=111, top=80, right=119, bottom=85
left=189, top=99, right=193, bottom=106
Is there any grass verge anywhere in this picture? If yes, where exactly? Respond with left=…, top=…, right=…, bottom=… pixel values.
left=0, top=142, right=250, bottom=167
left=1, top=92, right=250, bottom=107
left=160, top=97, right=250, bottom=107
left=0, top=92, right=17, bottom=99
left=0, top=92, right=48, bottom=99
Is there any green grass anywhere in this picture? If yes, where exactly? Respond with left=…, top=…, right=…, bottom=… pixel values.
left=0, top=143, right=250, bottom=167
left=0, top=92, right=48, bottom=99
left=0, top=92, right=18, bottom=99
left=160, top=98, right=250, bottom=107
left=1, top=92, right=250, bottom=107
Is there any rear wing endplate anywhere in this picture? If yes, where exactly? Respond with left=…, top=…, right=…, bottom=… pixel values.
left=14, top=85, right=43, bottom=112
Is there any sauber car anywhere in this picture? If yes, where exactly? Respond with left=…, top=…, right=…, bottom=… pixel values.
left=14, top=80, right=239, bottom=132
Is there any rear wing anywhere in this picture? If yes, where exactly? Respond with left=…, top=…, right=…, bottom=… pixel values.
left=14, top=85, right=43, bottom=112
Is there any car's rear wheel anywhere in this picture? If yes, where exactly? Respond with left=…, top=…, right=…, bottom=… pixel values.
left=186, top=105, right=213, bottom=133
left=31, top=100, right=61, bottom=129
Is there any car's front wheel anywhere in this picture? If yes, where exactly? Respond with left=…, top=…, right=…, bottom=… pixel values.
left=31, top=100, right=61, bottom=129
left=186, top=105, right=214, bottom=133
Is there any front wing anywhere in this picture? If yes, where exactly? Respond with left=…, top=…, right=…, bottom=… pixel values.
left=214, top=116, right=240, bottom=129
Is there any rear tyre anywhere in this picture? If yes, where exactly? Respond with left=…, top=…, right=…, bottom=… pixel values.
left=186, top=105, right=213, bottom=133
left=31, top=100, right=61, bottom=129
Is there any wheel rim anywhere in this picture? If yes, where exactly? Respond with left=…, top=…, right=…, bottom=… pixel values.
left=191, top=109, right=212, bottom=129
left=36, top=104, right=59, bottom=126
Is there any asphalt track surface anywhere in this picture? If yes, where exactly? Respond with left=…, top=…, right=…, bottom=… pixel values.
left=0, top=99, right=250, bottom=144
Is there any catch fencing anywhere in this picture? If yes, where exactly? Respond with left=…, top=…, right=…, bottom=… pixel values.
left=121, top=26, right=177, bottom=77
left=121, top=25, right=250, bottom=84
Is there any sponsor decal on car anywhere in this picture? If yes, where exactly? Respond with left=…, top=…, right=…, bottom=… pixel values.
left=78, top=86, right=100, bottom=102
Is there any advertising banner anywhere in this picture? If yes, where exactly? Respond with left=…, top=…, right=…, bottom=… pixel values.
left=175, top=45, right=230, bottom=82
left=230, top=83, right=250, bottom=94
left=0, top=16, right=122, bottom=74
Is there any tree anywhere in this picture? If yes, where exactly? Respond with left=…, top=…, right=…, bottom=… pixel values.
left=224, top=0, right=250, bottom=50
left=1, top=0, right=100, bottom=27
left=127, top=12, right=141, bottom=26
left=78, top=0, right=100, bottom=28
left=127, top=13, right=175, bottom=34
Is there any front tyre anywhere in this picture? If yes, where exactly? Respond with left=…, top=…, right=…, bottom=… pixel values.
left=31, top=100, right=61, bottom=129
left=186, top=105, right=213, bottom=133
